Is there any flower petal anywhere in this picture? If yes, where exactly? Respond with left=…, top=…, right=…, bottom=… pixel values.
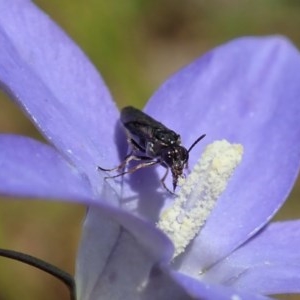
left=76, top=206, right=179, bottom=300
left=0, top=134, right=94, bottom=201
left=141, top=265, right=197, bottom=300
left=202, top=220, right=300, bottom=295
left=171, top=272, right=272, bottom=300
left=0, top=134, right=180, bottom=298
left=0, top=0, right=119, bottom=181
left=146, top=36, right=300, bottom=268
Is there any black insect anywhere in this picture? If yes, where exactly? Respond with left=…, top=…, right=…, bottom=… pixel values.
left=98, top=106, right=205, bottom=193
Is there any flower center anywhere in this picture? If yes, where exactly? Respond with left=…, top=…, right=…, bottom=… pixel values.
left=157, top=140, right=243, bottom=257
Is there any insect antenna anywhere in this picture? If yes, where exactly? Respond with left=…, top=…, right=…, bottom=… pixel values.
left=188, top=134, right=206, bottom=153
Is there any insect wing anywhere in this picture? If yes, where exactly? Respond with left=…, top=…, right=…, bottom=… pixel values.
left=121, top=107, right=166, bottom=147
left=121, top=106, right=180, bottom=151
left=121, top=106, right=168, bottom=132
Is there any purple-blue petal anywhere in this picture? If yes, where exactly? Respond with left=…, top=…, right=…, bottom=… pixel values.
left=0, top=138, right=178, bottom=299
left=201, top=220, right=300, bottom=295
left=0, top=0, right=119, bottom=182
left=0, top=133, right=176, bottom=298
left=146, top=36, right=300, bottom=268
left=0, top=134, right=94, bottom=201
left=76, top=207, right=175, bottom=300
left=171, top=272, right=272, bottom=300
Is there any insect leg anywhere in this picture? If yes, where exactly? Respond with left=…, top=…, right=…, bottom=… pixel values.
left=103, top=160, right=159, bottom=180
left=128, top=138, right=144, bottom=152
left=160, top=167, right=175, bottom=195
left=98, top=153, right=150, bottom=172
left=124, top=127, right=144, bottom=152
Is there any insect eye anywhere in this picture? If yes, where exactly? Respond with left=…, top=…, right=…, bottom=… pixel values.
left=176, top=147, right=189, bottom=164
left=181, top=148, right=188, bottom=159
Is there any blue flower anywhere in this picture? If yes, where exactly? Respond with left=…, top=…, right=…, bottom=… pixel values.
left=0, top=1, right=300, bottom=299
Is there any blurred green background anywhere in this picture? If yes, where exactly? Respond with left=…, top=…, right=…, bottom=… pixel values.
left=0, top=0, right=300, bottom=299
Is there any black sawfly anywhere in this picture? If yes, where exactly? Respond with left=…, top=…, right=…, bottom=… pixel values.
left=98, top=106, right=206, bottom=194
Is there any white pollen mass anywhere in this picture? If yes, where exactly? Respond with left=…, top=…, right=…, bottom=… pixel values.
left=157, top=140, right=243, bottom=257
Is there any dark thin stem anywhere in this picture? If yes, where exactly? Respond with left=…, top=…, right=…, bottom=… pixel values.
left=0, top=248, right=76, bottom=300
